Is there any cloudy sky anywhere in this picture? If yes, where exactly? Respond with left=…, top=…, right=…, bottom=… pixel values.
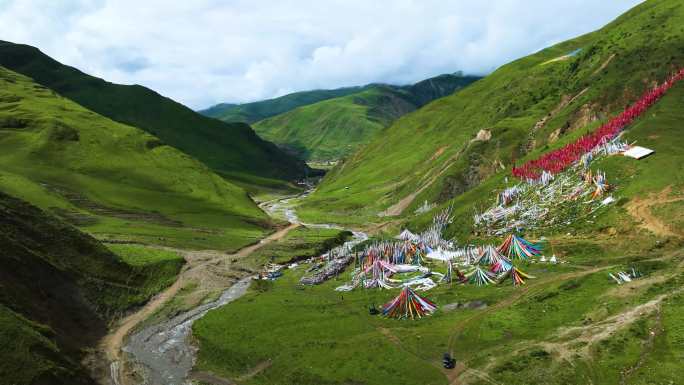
left=0, top=0, right=642, bottom=109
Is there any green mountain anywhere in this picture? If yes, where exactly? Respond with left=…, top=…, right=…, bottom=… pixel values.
left=0, top=65, right=273, bottom=250
left=300, top=0, right=684, bottom=225
left=192, top=3, right=684, bottom=384
left=200, top=87, right=369, bottom=123
left=253, top=86, right=415, bottom=161
left=253, top=74, right=480, bottom=161
left=0, top=191, right=183, bottom=385
left=0, top=41, right=310, bottom=186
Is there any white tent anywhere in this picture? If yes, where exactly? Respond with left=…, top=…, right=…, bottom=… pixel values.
left=396, top=229, right=419, bottom=241
left=623, top=146, right=654, bottom=159
left=425, top=248, right=459, bottom=261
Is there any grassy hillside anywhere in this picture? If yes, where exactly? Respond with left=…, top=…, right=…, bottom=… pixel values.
left=200, top=86, right=368, bottom=123
left=0, top=65, right=274, bottom=250
left=0, top=191, right=183, bottom=385
left=192, top=3, right=684, bottom=381
left=299, top=0, right=684, bottom=225
left=254, top=75, right=480, bottom=161
left=254, top=86, right=415, bottom=161
left=0, top=41, right=310, bottom=185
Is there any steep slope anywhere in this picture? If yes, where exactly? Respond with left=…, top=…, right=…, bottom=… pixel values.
left=0, top=65, right=272, bottom=250
left=300, top=0, right=684, bottom=225
left=200, top=86, right=369, bottom=123
left=254, top=74, right=480, bottom=161
left=253, top=86, right=415, bottom=161
left=0, top=191, right=182, bottom=385
left=191, top=19, right=684, bottom=385
left=0, top=41, right=309, bottom=184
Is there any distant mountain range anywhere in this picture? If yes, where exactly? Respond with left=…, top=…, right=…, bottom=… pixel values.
left=202, top=73, right=481, bottom=161
left=200, top=86, right=369, bottom=124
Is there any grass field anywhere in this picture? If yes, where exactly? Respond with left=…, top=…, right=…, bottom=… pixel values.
left=193, top=228, right=683, bottom=385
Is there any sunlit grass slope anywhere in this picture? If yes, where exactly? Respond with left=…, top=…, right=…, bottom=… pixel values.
left=300, top=0, right=684, bottom=225
left=0, top=65, right=273, bottom=250
left=0, top=41, right=310, bottom=185
left=200, top=86, right=369, bottom=123
left=254, top=86, right=413, bottom=161
left=253, top=75, right=480, bottom=161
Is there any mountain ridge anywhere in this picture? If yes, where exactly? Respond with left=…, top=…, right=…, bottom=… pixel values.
left=0, top=41, right=310, bottom=185
left=0, top=64, right=274, bottom=250
left=299, top=0, right=684, bottom=225
left=252, top=73, right=481, bottom=161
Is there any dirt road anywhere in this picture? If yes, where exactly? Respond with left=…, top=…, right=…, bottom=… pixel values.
left=100, top=222, right=299, bottom=384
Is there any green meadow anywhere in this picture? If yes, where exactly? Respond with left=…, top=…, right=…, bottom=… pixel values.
left=193, top=230, right=683, bottom=385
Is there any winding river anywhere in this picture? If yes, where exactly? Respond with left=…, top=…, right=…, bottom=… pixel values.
left=118, top=194, right=367, bottom=385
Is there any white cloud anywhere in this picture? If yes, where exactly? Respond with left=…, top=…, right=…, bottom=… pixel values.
left=0, top=0, right=643, bottom=109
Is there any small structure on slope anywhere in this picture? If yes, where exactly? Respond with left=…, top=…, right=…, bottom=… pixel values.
left=466, top=266, right=496, bottom=286
left=382, top=286, right=437, bottom=320
left=499, top=266, right=535, bottom=286
left=498, top=234, right=542, bottom=261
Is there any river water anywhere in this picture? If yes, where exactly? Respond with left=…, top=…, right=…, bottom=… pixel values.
left=117, top=194, right=368, bottom=385
left=121, top=278, right=250, bottom=385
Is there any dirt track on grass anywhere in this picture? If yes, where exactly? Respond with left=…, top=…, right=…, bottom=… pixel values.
left=100, top=223, right=299, bottom=385
left=626, top=186, right=683, bottom=238
left=443, top=265, right=611, bottom=385
left=381, top=145, right=469, bottom=217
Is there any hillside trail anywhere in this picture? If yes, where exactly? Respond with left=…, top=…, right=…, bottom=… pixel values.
left=447, top=247, right=684, bottom=385
left=442, top=265, right=611, bottom=385
left=626, top=186, right=683, bottom=238
left=100, top=222, right=299, bottom=385
left=382, top=144, right=470, bottom=216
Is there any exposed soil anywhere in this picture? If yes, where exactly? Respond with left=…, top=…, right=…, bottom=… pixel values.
left=530, top=87, right=589, bottom=149
left=236, top=360, right=273, bottom=382
left=592, top=53, right=616, bottom=76
left=444, top=266, right=611, bottom=385
left=619, top=306, right=663, bottom=385
left=544, top=294, right=667, bottom=361
left=626, top=186, right=684, bottom=238
left=189, top=371, right=234, bottom=385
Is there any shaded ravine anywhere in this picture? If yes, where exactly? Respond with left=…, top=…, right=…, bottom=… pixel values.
left=114, top=193, right=368, bottom=385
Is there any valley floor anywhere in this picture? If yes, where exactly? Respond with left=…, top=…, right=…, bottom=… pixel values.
left=190, top=231, right=683, bottom=385
left=103, top=221, right=302, bottom=385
